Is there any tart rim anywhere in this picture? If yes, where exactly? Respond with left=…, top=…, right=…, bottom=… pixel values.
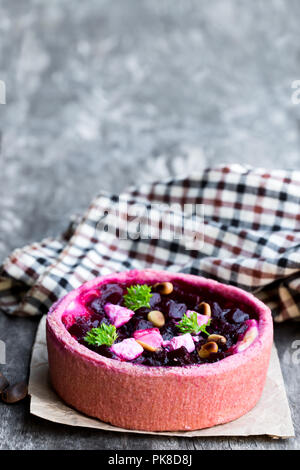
left=47, top=269, right=272, bottom=377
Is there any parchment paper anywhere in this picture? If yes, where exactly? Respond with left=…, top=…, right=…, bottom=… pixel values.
left=29, top=316, right=295, bottom=438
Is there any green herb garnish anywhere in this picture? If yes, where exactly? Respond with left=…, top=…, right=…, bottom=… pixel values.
left=177, top=312, right=211, bottom=336
left=123, top=284, right=153, bottom=311
left=84, top=323, right=118, bottom=347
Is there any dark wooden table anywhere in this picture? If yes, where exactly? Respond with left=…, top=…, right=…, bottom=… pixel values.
left=0, top=0, right=299, bottom=450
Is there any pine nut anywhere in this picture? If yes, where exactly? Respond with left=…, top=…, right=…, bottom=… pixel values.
left=198, top=302, right=211, bottom=317
left=207, top=334, right=226, bottom=345
left=154, top=282, right=173, bottom=295
left=198, top=341, right=218, bottom=359
left=136, top=340, right=158, bottom=352
left=147, top=310, right=165, bottom=328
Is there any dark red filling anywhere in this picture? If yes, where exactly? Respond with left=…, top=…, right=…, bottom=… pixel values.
left=67, top=281, right=255, bottom=367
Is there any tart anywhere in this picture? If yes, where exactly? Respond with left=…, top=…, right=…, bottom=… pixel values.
left=46, top=269, right=273, bottom=431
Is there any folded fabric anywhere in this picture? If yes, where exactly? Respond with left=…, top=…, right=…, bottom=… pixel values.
left=0, top=164, right=299, bottom=322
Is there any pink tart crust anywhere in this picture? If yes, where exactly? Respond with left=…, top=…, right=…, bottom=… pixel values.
left=46, top=269, right=273, bottom=432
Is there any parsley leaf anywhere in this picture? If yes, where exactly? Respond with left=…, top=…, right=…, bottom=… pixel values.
left=177, top=311, right=211, bottom=336
left=123, top=284, right=152, bottom=311
left=84, top=323, right=118, bottom=347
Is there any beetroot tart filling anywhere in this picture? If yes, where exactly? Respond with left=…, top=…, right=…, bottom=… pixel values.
left=65, top=280, right=259, bottom=367
left=46, top=270, right=273, bottom=431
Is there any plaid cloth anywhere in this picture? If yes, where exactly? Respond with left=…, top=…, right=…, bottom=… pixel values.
left=0, top=164, right=300, bottom=322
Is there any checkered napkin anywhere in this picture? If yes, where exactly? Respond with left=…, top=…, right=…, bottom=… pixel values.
left=0, top=164, right=299, bottom=322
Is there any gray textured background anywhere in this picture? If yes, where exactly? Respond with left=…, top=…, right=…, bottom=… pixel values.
left=0, top=0, right=299, bottom=450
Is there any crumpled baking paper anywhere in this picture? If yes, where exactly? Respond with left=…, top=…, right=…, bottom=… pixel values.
left=29, top=316, right=294, bottom=438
